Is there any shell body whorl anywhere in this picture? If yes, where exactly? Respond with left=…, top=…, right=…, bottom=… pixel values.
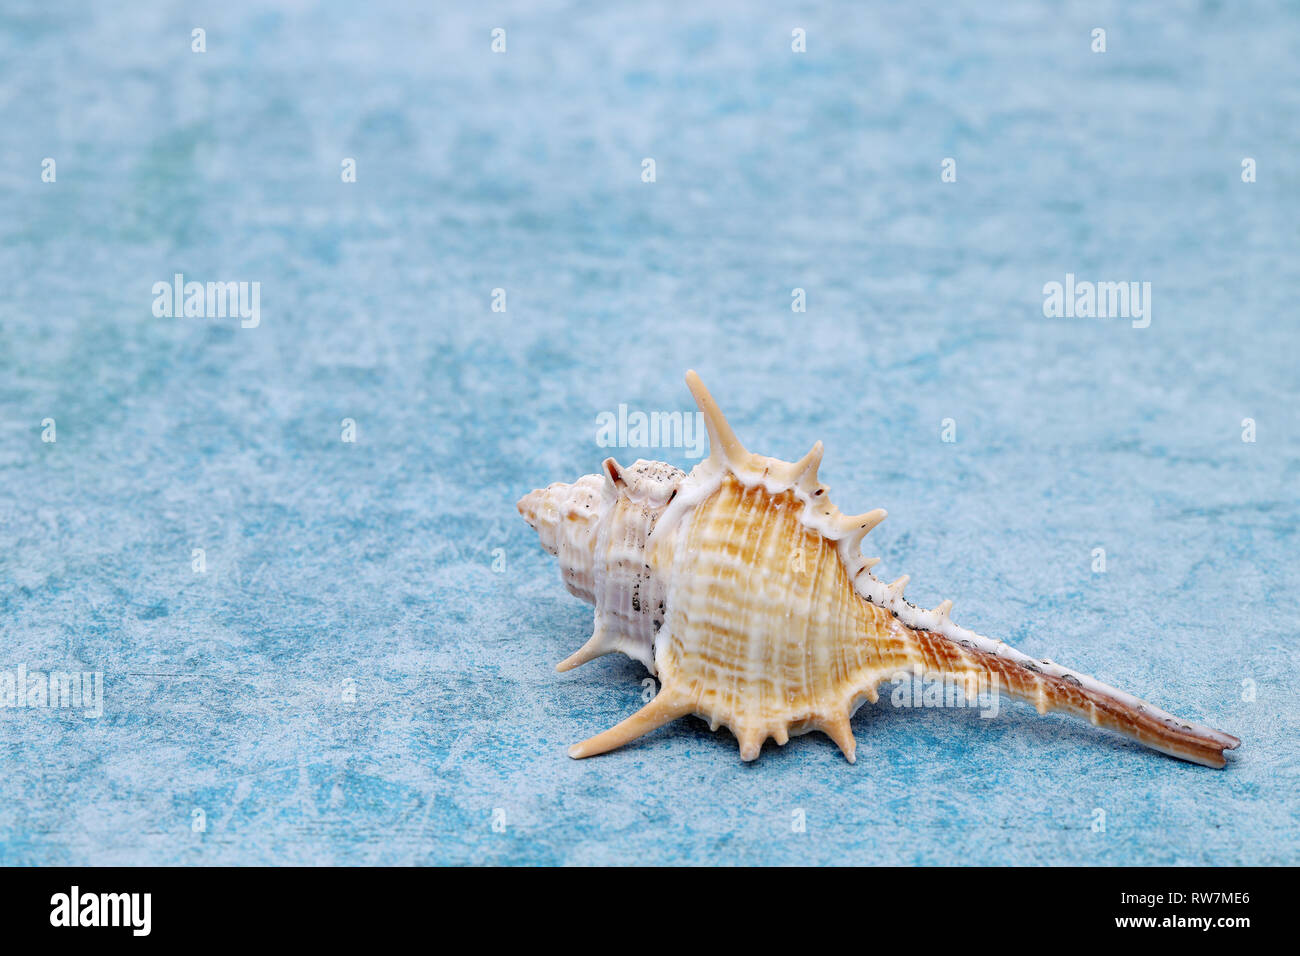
left=652, top=476, right=900, bottom=760
left=518, top=372, right=1241, bottom=768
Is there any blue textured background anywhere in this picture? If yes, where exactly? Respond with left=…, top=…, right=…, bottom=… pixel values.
left=2, top=1, right=1297, bottom=865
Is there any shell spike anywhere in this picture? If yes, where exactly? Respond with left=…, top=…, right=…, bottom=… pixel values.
left=685, top=370, right=749, bottom=467
left=857, top=557, right=881, bottom=578
left=841, top=509, right=887, bottom=534
left=556, top=626, right=613, bottom=672
left=568, top=689, right=688, bottom=759
left=736, top=727, right=766, bottom=762
left=839, top=508, right=887, bottom=553
left=789, top=440, right=824, bottom=490
left=820, top=715, right=857, bottom=763
left=935, top=599, right=954, bottom=620
left=601, top=457, right=626, bottom=493
left=889, top=575, right=910, bottom=597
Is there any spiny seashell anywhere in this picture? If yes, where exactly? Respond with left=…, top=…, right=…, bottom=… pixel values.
left=518, top=372, right=1242, bottom=767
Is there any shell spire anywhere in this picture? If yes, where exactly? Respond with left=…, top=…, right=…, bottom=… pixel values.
left=521, top=372, right=1241, bottom=769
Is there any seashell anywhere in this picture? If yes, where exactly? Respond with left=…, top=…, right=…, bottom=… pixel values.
left=518, top=372, right=1242, bottom=768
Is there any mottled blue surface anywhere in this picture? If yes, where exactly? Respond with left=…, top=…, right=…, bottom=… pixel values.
left=1, top=1, right=1297, bottom=865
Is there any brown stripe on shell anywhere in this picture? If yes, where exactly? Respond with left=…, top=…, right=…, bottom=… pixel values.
left=906, top=630, right=1240, bottom=768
